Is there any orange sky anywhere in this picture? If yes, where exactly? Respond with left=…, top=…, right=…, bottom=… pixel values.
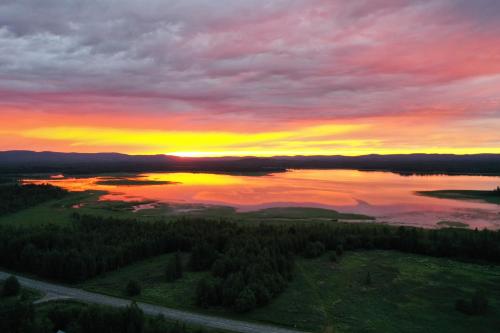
left=1, top=1, right=499, bottom=156
left=2, top=108, right=499, bottom=156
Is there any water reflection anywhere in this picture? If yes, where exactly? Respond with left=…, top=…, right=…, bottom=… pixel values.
left=23, top=170, right=500, bottom=229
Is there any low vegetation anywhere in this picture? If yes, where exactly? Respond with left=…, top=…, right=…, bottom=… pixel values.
left=418, top=188, right=500, bottom=205
left=83, top=250, right=500, bottom=332
left=82, top=253, right=207, bottom=310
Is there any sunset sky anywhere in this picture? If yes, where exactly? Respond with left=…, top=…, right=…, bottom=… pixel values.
left=1, top=0, right=499, bottom=156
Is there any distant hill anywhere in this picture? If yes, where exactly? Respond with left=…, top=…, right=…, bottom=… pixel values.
left=0, top=151, right=176, bottom=173
left=1, top=150, right=500, bottom=175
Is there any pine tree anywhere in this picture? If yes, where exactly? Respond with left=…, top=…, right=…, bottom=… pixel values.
left=2, top=275, right=21, bottom=297
left=126, top=280, right=141, bottom=297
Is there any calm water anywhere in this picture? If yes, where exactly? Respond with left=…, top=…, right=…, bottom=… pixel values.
left=24, top=170, right=500, bottom=229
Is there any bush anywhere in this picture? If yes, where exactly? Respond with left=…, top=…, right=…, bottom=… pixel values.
left=328, top=252, right=337, bottom=262
left=126, top=280, right=141, bottom=297
left=2, top=275, right=21, bottom=297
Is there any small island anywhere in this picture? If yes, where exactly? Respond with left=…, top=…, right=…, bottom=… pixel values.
left=417, top=187, right=500, bottom=205
left=436, top=221, right=469, bottom=228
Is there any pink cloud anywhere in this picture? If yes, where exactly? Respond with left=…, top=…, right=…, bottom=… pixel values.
left=0, top=0, right=499, bottom=153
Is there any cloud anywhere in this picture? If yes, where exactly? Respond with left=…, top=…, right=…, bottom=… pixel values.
left=0, top=0, right=499, bottom=154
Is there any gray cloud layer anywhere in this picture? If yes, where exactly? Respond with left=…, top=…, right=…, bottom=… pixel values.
left=1, top=0, right=500, bottom=121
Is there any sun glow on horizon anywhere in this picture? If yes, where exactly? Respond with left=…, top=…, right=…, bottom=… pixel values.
left=0, top=119, right=497, bottom=157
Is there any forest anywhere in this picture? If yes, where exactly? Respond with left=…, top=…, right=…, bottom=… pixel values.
left=1, top=212, right=499, bottom=313
left=0, top=184, right=68, bottom=216
left=0, top=296, right=207, bottom=333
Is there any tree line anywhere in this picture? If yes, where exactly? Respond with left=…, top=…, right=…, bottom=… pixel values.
left=0, top=297, right=209, bottom=333
left=1, top=213, right=499, bottom=312
left=0, top=184, right=68, bottom=216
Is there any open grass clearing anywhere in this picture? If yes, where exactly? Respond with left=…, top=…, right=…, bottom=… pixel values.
left=82, top=250, right=500, bottom=332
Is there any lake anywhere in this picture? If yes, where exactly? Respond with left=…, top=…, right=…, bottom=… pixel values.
left=23, top=169, right=500, bottom=229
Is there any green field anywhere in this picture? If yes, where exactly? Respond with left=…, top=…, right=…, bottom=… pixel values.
left=82, top=250, right=500, bottom=333
left=418, top=190, right=500, bottom=205
left=82, top=253, right=208, bottom=310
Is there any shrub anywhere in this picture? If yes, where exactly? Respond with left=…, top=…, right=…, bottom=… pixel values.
left=328, top=252, right=337, bottom=262
left=2, top=275, right=21, bottom=297
left=126, top=280, right=141, bottom=297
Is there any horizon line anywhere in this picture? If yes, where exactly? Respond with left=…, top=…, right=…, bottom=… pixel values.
left=2, top=149, right=500, bottom=158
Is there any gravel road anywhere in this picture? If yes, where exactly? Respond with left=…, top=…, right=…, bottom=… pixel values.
left=0, top=271, right=307, bottom=333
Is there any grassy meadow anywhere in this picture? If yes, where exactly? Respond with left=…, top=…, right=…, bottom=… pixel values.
left=82, top=250, right=500, bottom=333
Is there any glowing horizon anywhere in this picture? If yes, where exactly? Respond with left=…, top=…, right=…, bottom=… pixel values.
left=1, top=1, right=499, bottom=156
